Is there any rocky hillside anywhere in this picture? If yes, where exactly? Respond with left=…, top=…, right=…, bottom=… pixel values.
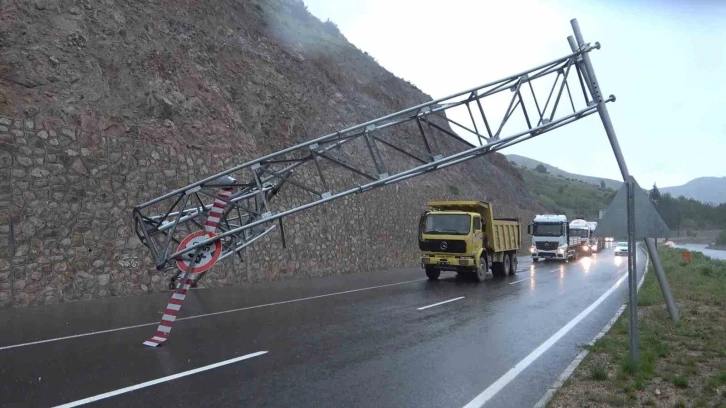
left=0, top=0, right=542, bottom=308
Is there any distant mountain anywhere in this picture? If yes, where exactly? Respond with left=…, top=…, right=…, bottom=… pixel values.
left=506, top=154, right=623, bottom=190
left=660, top=177, right=726, bottom=205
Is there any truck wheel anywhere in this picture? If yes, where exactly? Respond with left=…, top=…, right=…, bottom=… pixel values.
left=475, top=257, right=487, bottom=282
left=509, top=253, right=518, bottom=275
left=425, top=267, right=441, bottom=281
left=502, top=254, right=511, bottom=276
left=532, top=257, right=539, bottom=263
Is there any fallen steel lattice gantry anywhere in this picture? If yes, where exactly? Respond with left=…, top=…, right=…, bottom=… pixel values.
left=133, top=19, right=612, bottom=347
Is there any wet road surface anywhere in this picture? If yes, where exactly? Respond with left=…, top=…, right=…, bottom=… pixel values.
left=0, top=245, right=645, bottom=408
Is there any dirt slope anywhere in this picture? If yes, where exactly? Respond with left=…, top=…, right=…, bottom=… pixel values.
left=0, top=0, right=543, bottom=307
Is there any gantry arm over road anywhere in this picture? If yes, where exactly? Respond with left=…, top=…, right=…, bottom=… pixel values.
left=132, top=38, right=605, bottom=276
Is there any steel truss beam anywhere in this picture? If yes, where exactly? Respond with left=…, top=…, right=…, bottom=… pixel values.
left=132, top=39, right=606, bottom=287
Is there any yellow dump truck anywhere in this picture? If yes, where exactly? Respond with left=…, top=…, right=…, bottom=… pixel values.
left=418, top=201, right=521, bottom=281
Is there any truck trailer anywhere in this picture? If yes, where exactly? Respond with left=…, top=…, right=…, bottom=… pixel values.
left=418, top=201, right=521, bottom=281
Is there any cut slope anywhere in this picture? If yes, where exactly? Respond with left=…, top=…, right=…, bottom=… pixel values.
left=0, top=0, right=541, bottom=307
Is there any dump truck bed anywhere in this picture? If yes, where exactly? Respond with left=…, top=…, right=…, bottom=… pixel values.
left=491, top=218, right=520, bottom=253
left=427, top=200, right=521, bottom=253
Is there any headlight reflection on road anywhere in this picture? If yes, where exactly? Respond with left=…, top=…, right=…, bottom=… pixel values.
left=614, top=256, right=623, bottom=267
left=580, top=256, right=592, bottom=273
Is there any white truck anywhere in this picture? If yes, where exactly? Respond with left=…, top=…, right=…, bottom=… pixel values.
left=587, top=221, right=603, bottom=253
left=569, top=218, right=593, bottom=257
left=527, top=214, right=579, bottom=262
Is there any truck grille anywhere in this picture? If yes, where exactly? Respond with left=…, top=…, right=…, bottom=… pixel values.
left=419, top=239, right=467, bottom=254
left=535, top=241, right=559, bottom=250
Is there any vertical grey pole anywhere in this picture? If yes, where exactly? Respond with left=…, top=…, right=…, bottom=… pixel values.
left=568, top=21, right=630, bottom=180
left=570, top=18, right=679, bottom=363
left=626, top=178, right=639, bottom=361
left=644, top=237, right=680, bottom=322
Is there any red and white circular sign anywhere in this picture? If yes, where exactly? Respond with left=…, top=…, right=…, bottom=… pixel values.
left=175, top=231, right=222, bottom=274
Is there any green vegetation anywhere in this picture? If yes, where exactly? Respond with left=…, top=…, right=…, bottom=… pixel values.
left=649, top=184, right=726, bottom=231
left=547, top=247, right=726, bottom=407
left=512, top=163, right=726, bottom=232
left=589, top=362, right=608, bottom=381
left=514, top=165, right=616, bottom=219
left=717, top=230, right=726, bottom=245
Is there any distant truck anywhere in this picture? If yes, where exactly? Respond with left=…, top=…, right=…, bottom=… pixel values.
left=527, top=214, right=579, bottom=262
left=587, top=221, right=603, bottom=252
left=569, top=218, right=593, bottom=256
left=418, top=201, right=521, bottom=281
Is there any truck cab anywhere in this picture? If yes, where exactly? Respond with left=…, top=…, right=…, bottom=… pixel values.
left=528, top=214, right=578, bottom=262
left=418, top=201, right=521, bottom=282
left=569, top=218, right=592, bottom=256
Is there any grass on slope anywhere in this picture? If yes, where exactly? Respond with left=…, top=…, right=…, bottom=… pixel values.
left=548, top=247, right=726, bottom=407
left=514, top=165, right=617, bottom=218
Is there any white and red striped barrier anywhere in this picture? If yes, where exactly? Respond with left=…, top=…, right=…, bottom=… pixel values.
left=143, top=178, right=236, bottom=347
left=142, top=276, right=193, bottom=347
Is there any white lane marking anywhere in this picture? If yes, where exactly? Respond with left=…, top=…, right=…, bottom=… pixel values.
left=52, top=351, right=267, bottom=408
left=509, top=278, right=530, bottom=285
left=509, top=267, right=560, bottom=285
left=417, top=296, right=466, bottom=310
left=0, top=278, right=427, bottom=351
left=532, top=246, right=649, bottom=408
left=462, top=272, right=628, bottom=408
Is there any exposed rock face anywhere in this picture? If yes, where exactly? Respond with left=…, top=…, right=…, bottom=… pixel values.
left=0, top=0, right=542, bottom=307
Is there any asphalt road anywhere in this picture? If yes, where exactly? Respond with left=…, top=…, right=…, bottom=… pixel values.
left=0, top=244, right=646, bottom=408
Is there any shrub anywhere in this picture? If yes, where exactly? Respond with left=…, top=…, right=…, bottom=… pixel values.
left=717, top=230, right=726, bottom=245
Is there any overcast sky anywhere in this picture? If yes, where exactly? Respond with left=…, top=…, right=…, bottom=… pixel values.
left=303, top=0, right=725, bottom=188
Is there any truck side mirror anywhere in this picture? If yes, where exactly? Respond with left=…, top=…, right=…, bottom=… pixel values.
left=527, top=224, right=533, bottom=235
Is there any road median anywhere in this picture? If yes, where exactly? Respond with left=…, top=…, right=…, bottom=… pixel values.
left=546, top=246, right=726, bottom=407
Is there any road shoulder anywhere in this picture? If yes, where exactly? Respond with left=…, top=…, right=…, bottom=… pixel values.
left=544, top=246, right=726, bottom=407
left=533, top=246, right=649, bottom=408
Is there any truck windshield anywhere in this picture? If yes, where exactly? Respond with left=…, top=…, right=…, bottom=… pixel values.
left=424, top=214, right=471, bottom=235
left=532, top=223, right=563, bottom=237
left=570, top=229, right=589, bottom=238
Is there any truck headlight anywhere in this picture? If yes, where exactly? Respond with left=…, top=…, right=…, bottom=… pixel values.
left=530, top=245, right=535, bottom=253
left=557, top=247, right=564, bottom=254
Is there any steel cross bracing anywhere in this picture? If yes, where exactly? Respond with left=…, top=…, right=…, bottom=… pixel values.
left=132, top=42, right=607, bottom=291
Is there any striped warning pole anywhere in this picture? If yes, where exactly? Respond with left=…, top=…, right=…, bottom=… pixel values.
left=143, top=177, right=236, bottom=348
left=142, top=274, right=194, bottom=347
left=203, top=186, right=235, bottom=233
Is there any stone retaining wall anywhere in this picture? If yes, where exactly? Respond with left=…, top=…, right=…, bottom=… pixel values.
left=0, top=115, right=537, bottom=308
